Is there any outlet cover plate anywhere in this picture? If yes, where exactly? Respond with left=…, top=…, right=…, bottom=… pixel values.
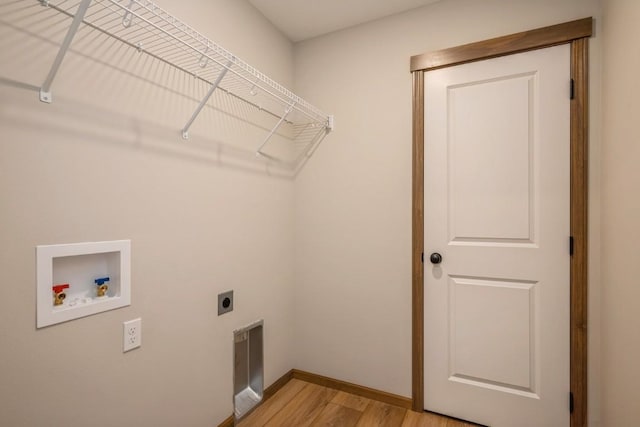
left=123, top=318, right=141, bottom=352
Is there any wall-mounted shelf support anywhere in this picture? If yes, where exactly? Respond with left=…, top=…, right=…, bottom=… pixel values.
left=39, top=0, right=92, bottom=103
left=256, top=102, right=296, bottom=157
left=122, top=0, right=135, bottom=27
left=304, top=120, right=333, bottom=159
left=182, top=59, right=234, bottom=140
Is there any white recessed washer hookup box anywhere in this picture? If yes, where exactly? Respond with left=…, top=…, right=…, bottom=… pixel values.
left=36, top=240, right=131, bottom=328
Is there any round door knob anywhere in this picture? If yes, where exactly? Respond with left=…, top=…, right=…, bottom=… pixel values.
left=429, top=253, right=442, bottom=264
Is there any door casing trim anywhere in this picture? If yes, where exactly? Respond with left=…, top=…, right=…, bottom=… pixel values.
left=410, top=17, right=592, bottom=427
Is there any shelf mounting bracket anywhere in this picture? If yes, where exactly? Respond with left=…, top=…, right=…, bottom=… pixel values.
left=39, top=0, right=93, bottom=103
left=305, top=126, right=330, bottom=159
left=256, top=102, right=296, bottom=157
left=182, top=59, right=234, bottom=140
left=327, top=115, right=335, bottom=132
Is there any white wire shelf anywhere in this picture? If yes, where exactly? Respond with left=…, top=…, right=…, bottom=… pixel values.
left=34, top=0, right=333, bottom=169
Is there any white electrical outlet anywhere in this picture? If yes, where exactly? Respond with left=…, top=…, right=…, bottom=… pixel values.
left=123, top=318, right=142, bottom=352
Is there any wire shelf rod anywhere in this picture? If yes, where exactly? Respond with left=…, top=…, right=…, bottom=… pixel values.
left=117, top=8, right=314, bottom=122
left=32, top=0, right=332, bottom=167
left=49, top=0, right=326, bottom=125
left=44, top=0, right=290, bottom=123
left=98, top=0, right=328, bottom=124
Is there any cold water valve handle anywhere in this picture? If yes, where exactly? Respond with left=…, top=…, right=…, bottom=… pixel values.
left=94, top=277, right=110, bottom=297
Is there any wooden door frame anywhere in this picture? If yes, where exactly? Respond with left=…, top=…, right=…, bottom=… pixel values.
left=411, top=18, right=592, bottom=426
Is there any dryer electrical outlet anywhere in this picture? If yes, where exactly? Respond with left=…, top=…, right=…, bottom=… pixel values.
left=218, top=290, right=234, bottom=315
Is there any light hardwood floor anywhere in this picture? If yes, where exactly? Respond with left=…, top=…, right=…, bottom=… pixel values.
left=238, top=379, right=477, bottom=427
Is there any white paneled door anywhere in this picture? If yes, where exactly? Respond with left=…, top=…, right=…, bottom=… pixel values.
left=424, top=45, right=570, bottom=426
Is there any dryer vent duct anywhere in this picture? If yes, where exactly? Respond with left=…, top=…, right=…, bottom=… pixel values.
left=234, top=320, right=264, bottom=420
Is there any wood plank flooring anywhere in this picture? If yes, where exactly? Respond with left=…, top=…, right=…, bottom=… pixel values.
left=238, top=379, right=476, bottom=427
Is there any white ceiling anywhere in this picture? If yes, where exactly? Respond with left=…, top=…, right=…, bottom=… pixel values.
left=248, top=0, right=442, bottom=42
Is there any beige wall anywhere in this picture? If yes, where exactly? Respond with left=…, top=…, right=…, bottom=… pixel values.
left=0, top=1, right=295, bottom=426
left=293, top=0, right=602, bottom=424
left=601, top=0, right=640, bottom=425
left=8, top=0, right=638, bottom=425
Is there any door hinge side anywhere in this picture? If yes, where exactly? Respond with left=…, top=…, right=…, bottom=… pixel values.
left=570, top=78, right=575, bottom=100
left=569, top=236, right=574, bottom=256
left=569, top=391, right=574, bottom=413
